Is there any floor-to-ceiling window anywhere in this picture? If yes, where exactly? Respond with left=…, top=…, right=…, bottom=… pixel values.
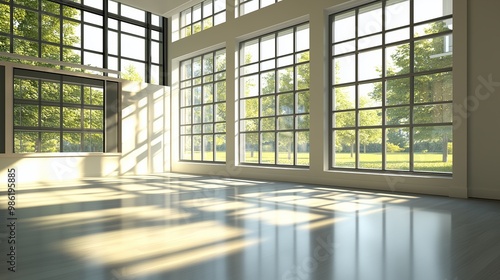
left=180, top=49, right=227, bottom=162
left=239, top=23, right=310, bottom=167
left=330, top=0, right=453, bottom=173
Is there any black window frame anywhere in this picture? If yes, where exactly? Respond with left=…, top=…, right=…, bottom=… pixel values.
left=238, top=22, right=311, bottom=167
left=329, top=0, right=454, bottom=174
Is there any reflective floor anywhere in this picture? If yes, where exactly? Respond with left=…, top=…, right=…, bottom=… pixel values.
left=1, top=173, right=500, bottom=280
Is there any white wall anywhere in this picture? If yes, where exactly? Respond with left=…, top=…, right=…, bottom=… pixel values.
left=168, top=0, right=469, bottom=198
left=120, top=80, right=171, bottom=175
left=467, top=0, right=500, bottom=200
left=0, top=62, right=171, bottom=184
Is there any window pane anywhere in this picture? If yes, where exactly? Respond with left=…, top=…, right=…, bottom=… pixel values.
left=203, top=135, right=214, bottom=161
left=83, top=133, right=103, bottom=152
left=359, top=109, right=382, bottom=127
left=14, top=78, right=38, bottom=100
left=121, top=59, right=145, bottom=83
left=413, top=104, right=452, bottom=124
left=41, top=81, right=60, bottom=101
left=241, top=133, right=259, bottom=163
left=15, top=132, right=38, bottom=153
left=278, top=93, right=294, bottom=115
left=193, top=135, right=202, bottom=160
left=413, top=126, right=452, bottom=173
left=181, top=136, right=192, bottom=160
left=414, top=0, right=452, bottom=23
left=63, top=84, right=81, bottom=103
left=14, top=8, right=39, bottom=40
left=241, top=75, right=258, bottom=97
left=385, top=0, right=409, bottom=30
left=261, top=95, right=275, bottom=117
left=215, top=81, right=226, bottom=101
left=84, top=86, right=104, bottom=106
left=241, top=39, right=259, bottom=65
left=277, top=67, right=294, bottom=92
left=333, top=55, right=355, bottom=84
left=296, top=64, right=310, bottom=90
left=296, top=91, right=309, bottom=114
left=296, top=24, right=309, bottom=52
left=278, top=132, right=294, bottom=165
left=386, top=127, right=410, bottom=171
left=121, top=34, right=145, bottom=60
left=414, top=19, right=453, bottom=37
left=297, top=131, right=309, bottom=166
left=215, top=135, right=226, bottom=161
left=358, top=82, right=382, bottom=108
left=333, top=11, right=355, bottom=43
left=63, top=132, right=82, bottom=152
left=386, top=107, right=410, bottom=125
left=414, top=35, right=453, bottom=72
left=358, top=49, right=382, bottom=81
left=334, top=111, right=355, bottom=128
left=277, top=29, right=293, bottom=56
left=358, top=3, right=382, bottom=37
left=14, top=105, right=39, bottom=127
left=333, top=130, right=356, bottom=168
left=83, top=25, right=103, bottom=52
left=241, top=98, right=259, bottom=118
left=63, top=107, right=82, bottom=128
left=41, top=106, right=60, bottom=128
left=359, top=129, right=382, bottom=169
left=386, top=43, right=410, bottom=76
left=121, top=4, right=146, bottom=22
left=261, top=132, right=275, bottom=164
left=386, top=78, right=410, bottom=105
left=333, top=86, right=356, bottom=111
left=42, top=15, right=60, bottom=43
left=41, top=132, right=60, bottom=152
left=414, top=72, right=452, bottom=103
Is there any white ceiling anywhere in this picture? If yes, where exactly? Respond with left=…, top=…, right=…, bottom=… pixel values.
left=113, top=0, right=196, bottom=17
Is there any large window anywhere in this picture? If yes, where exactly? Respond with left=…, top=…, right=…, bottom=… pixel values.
left=0, top=0, right=165, bottom=85
left=237, top=0, right=283, bottom=17
left=330, top=0, right=453, bottom=173
left=180, top=49, right=227, bottom=162
left=13, top=69, right=113, bottom=153
left=239, top=23, right=310, bottom=167
left=180, top=0, right=226, bottom=39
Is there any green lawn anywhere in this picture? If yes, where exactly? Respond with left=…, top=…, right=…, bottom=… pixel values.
left=184, top=151, right=452, bottom=173
left=334, top=152, right=452, bottom=173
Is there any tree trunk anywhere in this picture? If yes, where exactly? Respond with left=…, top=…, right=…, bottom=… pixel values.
left=442, top=136, right=448, bottom=162
left=363, top=144, right=366, bottom=154
left=350, top=143, right=354, bottom=158
left=251, top=150, right=254, bottom=157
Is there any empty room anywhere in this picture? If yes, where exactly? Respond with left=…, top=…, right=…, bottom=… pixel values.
left=1, top=0, right=500, bottom=279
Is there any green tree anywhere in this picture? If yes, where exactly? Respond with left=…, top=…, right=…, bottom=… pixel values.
left=242, top=51, right=310, bottom=162
left=372, top=21, right=452, bottom=162
left=121, top=64, right=143, bottom=82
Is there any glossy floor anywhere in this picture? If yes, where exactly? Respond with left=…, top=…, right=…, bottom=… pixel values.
left=1, top=173, right=500, bottom=280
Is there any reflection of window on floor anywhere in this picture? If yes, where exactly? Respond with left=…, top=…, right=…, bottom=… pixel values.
left=330, top=0, right=453, bottom=174
left=179, top=49, right=227, bottom=162
left=239, top=23, right=310, bottom=167
left=13, top=69, right=118, bottom=153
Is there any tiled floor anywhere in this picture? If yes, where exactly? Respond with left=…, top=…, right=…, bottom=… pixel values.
left=1, top=173, right=500, bottom=280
